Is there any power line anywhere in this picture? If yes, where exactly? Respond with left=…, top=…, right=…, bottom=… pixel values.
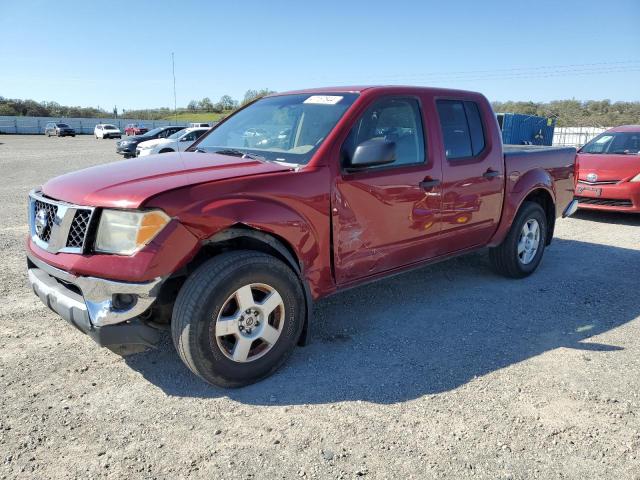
left=310, top=60, right=640, bottom=85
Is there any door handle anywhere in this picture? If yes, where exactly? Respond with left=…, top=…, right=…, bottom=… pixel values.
left=419, top=179, right=441, bottom=190
left=483, top=169, right=500, bottom=179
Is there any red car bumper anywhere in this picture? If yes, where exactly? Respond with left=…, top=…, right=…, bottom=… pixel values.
left=575, top=181, right=640, bottom=213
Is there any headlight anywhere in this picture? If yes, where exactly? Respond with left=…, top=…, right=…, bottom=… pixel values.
left=95, top=209, right=170, bottom=255
left=631, top=173, right=640, bottom=182
left=120, top=140, right=131, bottom=145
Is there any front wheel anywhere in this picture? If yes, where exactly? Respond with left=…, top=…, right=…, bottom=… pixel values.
left=488, top=201, right=547, bottom=278
left=171, top=251, right=305, bottom=387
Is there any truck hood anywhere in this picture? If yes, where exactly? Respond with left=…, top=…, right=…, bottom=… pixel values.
left=42, top=152, right=292, bottom=208
left=577, top=153, right=640, bottom=181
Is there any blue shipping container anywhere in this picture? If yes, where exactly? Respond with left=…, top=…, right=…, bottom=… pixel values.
left=496, top=113, right=556, bottom=146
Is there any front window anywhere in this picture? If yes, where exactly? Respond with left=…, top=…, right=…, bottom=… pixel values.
left=168, top=128, right=187, bottom=139
left=141, top=127, right=166, bottom=138
left=193, top=93, right=359, bottom=164
left=580, top=132, right=640, bottom=155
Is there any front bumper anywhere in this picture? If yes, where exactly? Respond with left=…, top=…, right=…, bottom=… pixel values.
left=116, top=143, right=137, bottom=155
left=136, top=148, right=153, bottom=157
left=27, top=253, right=162, bottom=347
left=575, top=181, right=640, bottom=213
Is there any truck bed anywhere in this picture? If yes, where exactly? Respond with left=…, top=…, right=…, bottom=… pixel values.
left=503, top=144, right=576, bottom=218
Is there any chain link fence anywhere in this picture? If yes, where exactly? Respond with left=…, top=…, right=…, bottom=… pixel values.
left=552, top=127, right=609, bottom=148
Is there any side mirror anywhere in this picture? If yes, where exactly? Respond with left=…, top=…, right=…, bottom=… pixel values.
left=348, top=138, right=396, bottom=170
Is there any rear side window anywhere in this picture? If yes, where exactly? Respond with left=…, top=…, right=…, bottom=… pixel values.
left=436, top=100, right=486, bottom=159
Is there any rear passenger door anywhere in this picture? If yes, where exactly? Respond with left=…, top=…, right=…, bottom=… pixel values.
left=436, top=99, right=504, bottom=252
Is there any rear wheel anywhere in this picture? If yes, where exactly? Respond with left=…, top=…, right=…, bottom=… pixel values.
left=171, top=251, right=305, bottom=387
left=489, top=201, right=547, bottom=278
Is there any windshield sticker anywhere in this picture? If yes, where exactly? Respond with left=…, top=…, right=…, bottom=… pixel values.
left=303, top=95, right=344, bottom=105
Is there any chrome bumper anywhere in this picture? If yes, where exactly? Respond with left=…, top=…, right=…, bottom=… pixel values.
left=27, top=253, right=163, bottom=328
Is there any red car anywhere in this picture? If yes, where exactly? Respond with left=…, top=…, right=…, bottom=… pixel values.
left=124, top=123, right=148, bottom=136
left=26, top=86, right=577, bottom=387
left=575, top=125, right=640, bottom=212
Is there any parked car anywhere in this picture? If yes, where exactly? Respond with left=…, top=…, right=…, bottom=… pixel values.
left=115, top=126, right=184, bottom=158
left=188, top=122, right=211, bottom=128
left=44, top=122, right=75, bottom=137
left=575, top=125, right=640, bottom=213
left=124, top=123, right=148, bottom=136
left=26, top=86, right=577, bottom=387
left=94, top=124, right=122, bottom=139
left=136, top=127, right=208, bottom=156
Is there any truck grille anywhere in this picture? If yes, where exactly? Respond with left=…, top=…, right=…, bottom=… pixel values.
left=29, top=191, right=95, bottom=253
left=576, top=196, right=633, bottom=207
left=66, top=210, right=92, bottom=248
left=33, top=199, right=58, bottom=242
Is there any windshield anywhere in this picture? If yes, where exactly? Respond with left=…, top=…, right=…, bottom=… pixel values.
left=192, top=93, right=358, bottom=164
left=57, top=123, right=69, bottom=128
left=104, top=125, right=117, bottom=130
left=581, top=132, right=640, bottom=155
left=168, top=128, right=188, bottom=139
left=141, top=127, right=165, bottom=138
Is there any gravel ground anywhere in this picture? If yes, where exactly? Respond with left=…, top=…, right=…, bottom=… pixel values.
left=1, top=135, right=639, bottom=479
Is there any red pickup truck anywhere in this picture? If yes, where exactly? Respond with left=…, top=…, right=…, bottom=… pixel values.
left=26, top=86, right=577, bottom=387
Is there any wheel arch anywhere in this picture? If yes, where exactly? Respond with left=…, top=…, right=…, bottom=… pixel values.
left=183, top=225, right=313, bottom=346
left=489, top=168, right=557, bottom=247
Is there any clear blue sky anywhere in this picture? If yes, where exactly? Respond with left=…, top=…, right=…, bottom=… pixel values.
left=1, top=0, right=639, bottom=110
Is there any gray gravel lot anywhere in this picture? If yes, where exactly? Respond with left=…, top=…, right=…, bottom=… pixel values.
left=1, top=134, right=639, bottom=479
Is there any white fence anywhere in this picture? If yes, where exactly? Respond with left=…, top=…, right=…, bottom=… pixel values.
left=0, top=116, right=190, bottom=135
left=552, top=127, right=609, bottom=148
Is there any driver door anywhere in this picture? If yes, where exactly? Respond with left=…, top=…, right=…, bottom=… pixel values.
left=332, top=96, right=443, bottom=285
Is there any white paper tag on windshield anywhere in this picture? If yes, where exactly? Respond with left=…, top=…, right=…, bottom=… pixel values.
left=303, top=95, right=343, bottom=105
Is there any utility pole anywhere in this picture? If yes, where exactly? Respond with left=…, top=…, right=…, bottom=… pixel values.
left=172, top=52, right=177, bottom=123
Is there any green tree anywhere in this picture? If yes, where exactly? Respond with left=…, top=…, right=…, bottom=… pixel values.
left=219, top=95, right=237, bottom=111
left=242, top=88, right=276, bottom=106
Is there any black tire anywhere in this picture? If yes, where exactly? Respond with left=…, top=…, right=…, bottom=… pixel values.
left=171, top=251, right=305, bottom=387
left=158, top=148, right=174, bottom=153
left=488, top=201, right=547, bottom=278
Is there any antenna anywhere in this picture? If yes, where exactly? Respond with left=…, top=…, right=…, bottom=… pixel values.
left=172, top=52, right=177, bottom=123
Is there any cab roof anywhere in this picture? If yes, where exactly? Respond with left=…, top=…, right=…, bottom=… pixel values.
left=270, top=85, right=482, bottom=97
left=607, top=125, right=640, bottom=133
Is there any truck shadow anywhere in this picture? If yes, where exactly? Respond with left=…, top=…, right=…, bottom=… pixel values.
left=124, top=238, right=638, bottom=404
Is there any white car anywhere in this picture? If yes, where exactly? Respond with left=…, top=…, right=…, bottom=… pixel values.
left=94, top=124, right=122, bottom=139
left=136, top=127, right=208, bottom=156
